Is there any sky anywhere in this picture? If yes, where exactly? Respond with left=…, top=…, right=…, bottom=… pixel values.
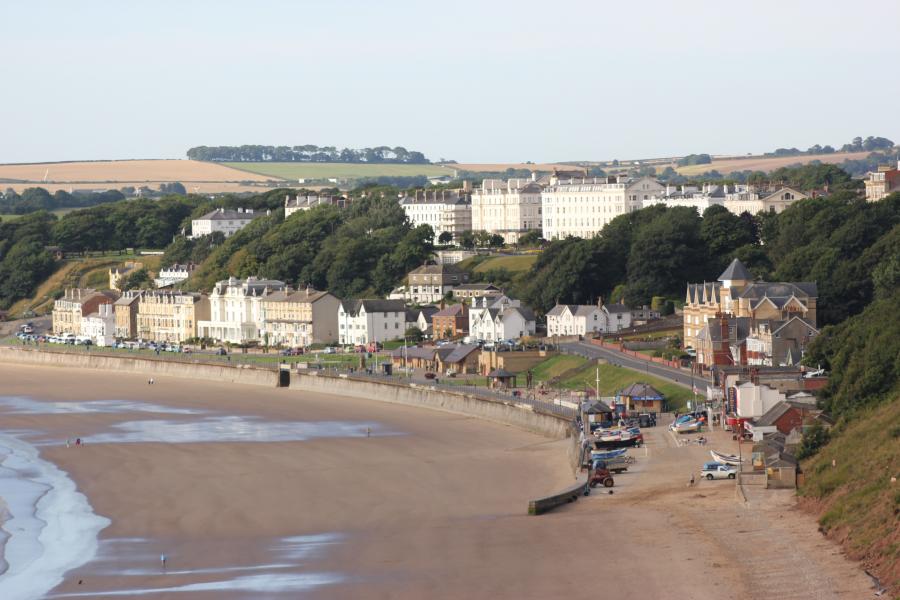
left=2, top=0, right=899, bottom=164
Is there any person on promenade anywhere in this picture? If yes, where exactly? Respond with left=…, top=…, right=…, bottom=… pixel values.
left=689, top=472, right=695, bottom=487
left=160, top=553, right=167, bottom=571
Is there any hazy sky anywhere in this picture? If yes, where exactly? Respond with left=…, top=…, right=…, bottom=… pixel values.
left=2, top=0, right=899, bottom=164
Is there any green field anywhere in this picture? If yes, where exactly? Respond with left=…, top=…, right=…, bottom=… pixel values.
left=223, top=162, right=453, bottom=181
left=557, top=361, right=695, bottom=409
left=0, top=208, right=80, bottom=221
left=459, top=254, right=538, bottom=274
left=529, top=354, right=588, bottom=382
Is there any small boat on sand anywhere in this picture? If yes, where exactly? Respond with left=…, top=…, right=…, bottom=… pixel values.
left=591, top=448, right=627, bottom=460
left=671, top=420, right=701, bottom=433
left=710, top=450, right=743, bottom=465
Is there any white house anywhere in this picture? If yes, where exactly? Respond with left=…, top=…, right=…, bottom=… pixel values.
left=546, top=303, right=609, bottom=337
left=197, top=276, right=287, bottom=344
left=190, top=208, right=260, bottom=239
left=603, top=303, right=632, bottom=332
left=723, top=186, right=808, bottom=215
left=468, top=295, right=535, bottom=342
left=154, top=264, right=195, bottom=288
left=471, top=178, right=543, bottom=244
left=284, top=194, right=349, bottom=218
left=735, top=381, right=786, bottom=420
left=81, top=304, right=116, bottom=346
left=542, top=175, right=664, bottom=239
left=338, top=299, right=407, bottom=345
left=642, top=184, right=727, bottom=215
left=400, top=190, right=472, bottom=240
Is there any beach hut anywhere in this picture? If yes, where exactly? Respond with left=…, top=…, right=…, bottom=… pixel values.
left=486, top=368, right=517, bottom=390
left=617, top=383, right=665, bottom=414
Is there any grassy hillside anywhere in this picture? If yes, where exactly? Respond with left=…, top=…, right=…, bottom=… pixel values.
left=5, top=255, right=161, bottom=317
left=799, top=398, right=900, bottom=593
left=458, top=254, right=538, bottom=274
left=223, top=162, right=452, bottom=180
left=524, top=355, right=695, bottom=409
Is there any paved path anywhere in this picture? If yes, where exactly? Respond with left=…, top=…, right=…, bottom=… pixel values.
left=560, top=340, right=711, bottom=390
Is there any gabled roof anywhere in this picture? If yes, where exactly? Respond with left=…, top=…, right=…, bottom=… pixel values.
left=433, top=304, right=465, bottom=318
left=408, top=263, right=464, bottom=276
left=196, top=208, right=258, bottom=221
left=439, top=344, right=479, bottom=364
left=753, top=401, right=794, bottom=427
left=718, top=258, right=753, bottom=282
left=604, top=303, right=629, bottom=314
left=619, top=383, right=664, bottom=400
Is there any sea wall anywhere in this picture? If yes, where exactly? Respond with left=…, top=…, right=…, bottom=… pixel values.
left=290, top=371, right=574, bottom=441
left=0, top=347, right=278, bottom=387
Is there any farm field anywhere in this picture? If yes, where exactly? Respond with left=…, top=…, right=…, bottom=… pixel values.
left=223, top=162, right=453, bottom=180
left=674, top=151, right=872, bottom=176
left=447, top=162, right=577, bottom=172
left=0, top=160, right=277, bottom=194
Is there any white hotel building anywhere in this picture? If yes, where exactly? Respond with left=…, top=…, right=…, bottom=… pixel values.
left=541, top=175, right=664, bottom=239
left=471, top=178, right=542, bottom=244
left=400, top=190, right=472, bottom=239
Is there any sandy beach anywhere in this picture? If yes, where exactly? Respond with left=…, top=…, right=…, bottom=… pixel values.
left=0, top=363, right=876, bottom=599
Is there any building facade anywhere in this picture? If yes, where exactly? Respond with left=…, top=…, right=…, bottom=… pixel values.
left=431, top=303, right=468, bottom=340
left=136, top=291, right=210, bottom=343
left=284, top=194, right=350, bottom=218
left=542, top=175, right=664, bottom=239
left=259, top=288, right=341, bottom=348
left=723, top=187, right=807, bottom=215
left=197, top=277, right=287, bottom=344
left=338, top=299, right=407, bottom=345
left=864, top=161, right=900, bottom=202
left=190, top=208, right=259, bottom=238
left=471, top=178, right=543, bottom=244
left=546, top=303, right=608, bottom=337
left=81, top=304, right=116, bottom=346
left=400, top=190, right=472, bottom=239
left=745, top=317, right=819, bottom=367
left=406, top=264, right=469, bottom=304
left=113, top=291, right=142, bottom=339
left=469, top=303, right=535, bottom=342
left=154, top=264, right=195, bottom=288
left=52, top=288, right=118, bottom=335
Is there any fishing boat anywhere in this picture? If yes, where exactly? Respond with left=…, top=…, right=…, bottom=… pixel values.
left=591, top=447, right=628, bottom=460
left=710, top=450, right=743, bottom=465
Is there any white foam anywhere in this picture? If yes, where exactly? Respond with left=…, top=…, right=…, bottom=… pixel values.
left=0, top=435, right=110, bottom=600
left=0, top=397, right=204, bottom=416
left=50, top=572, right=343, bottom=597
left=86, top=416, right=393, bottom=444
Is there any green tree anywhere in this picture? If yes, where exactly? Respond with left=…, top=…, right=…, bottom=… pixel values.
left=438, top=231, right=453, bottom=244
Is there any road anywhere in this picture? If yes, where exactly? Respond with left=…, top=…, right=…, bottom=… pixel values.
left=560, top=340, right=711, bottom=390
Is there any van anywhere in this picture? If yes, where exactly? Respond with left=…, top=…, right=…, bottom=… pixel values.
left=62, top=333, right=76, bottom=344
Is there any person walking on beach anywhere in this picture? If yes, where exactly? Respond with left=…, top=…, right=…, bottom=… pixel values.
left=160, top=553, right=167, bottom=571
left=689, top=472, right=695, bottom=487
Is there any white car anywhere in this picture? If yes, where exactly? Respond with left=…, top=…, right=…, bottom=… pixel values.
left=700, top=462, right=737, bottom=480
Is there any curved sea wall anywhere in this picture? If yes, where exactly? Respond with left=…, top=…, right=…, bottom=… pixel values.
left=290, top=371, right=573, bottom=441
left=0, top=347, right=277, bottom=387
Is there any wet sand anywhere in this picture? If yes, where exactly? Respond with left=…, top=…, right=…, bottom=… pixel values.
left=0, top=363, right=875, bottom=599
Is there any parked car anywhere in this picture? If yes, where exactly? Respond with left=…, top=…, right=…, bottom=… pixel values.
left=215, top=347, right=228, bottom=356
left=700, top=462, right=737, bottom=480
left=423, top=372, right=436, bottom=380
left=323, top=347, right=336, bottom=354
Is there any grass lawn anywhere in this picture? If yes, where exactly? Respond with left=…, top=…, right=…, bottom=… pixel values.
left=560, top=362, right=696, bottom=409
left=223, top=162, right=453, bottom=181
left=618, top=328, right=681, bottom=341
left=458, top=254, right=538, bottom=274
left=529, top=354, right=589, bottom=382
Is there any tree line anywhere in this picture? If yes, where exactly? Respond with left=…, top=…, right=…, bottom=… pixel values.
left=512, top=182, right=899, bottom=329
left=0, top=187, right=126, bottom=215
left=764, top=135, right=894, bottom=157
left=186, top=145, right=430, bottom=164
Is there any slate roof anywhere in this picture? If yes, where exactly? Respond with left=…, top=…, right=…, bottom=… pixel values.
left=433, top=304, right=466, bottom=318
left=547, top=304, right=601, bottom=317
left=718, top=258, right=753, bottom=281
left=739, top=282, right=818, bottom=301
left=408, top=263, right=465, bottom=276
left=439, top=344, right=479, bottom=364
left=706, top=317, right=752, bottom=342
left=341, top=299, right=406, bottom=315
left=604, top=303, right=630, bottom=314
left=453, top=283, right=500, bottom=291
left=619, top=383, right=664, bottom=400
left=753, top=401, right=793, bottom=427
left=196, top=209, right=258, bottom=221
